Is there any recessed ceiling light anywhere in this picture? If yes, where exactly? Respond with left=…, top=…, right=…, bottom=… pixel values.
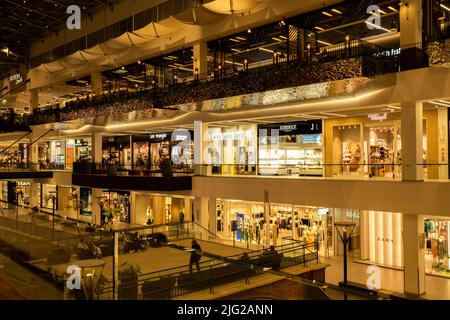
left=332, top=8, right=343, bottom=14
left=322, top=11, right=333, bottom=17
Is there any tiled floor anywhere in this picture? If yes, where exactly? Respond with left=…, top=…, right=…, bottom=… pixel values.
left=321, top=254, right=450, bottom=300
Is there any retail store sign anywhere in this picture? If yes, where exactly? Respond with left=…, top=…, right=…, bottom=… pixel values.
left=368, top=113, right=387, bottom=122
left=9, top=73, right=23, bottom=86
left=345, top=210, right=360, bottom=219
left=149, top=133, right=168, bottom=140
left=16, top=181, right=31, bottom=186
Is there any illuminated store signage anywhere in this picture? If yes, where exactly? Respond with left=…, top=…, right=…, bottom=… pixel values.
left=9, top=73, right=24, bottom=86
left=368, top=113, right=387, bottom=122
left=149, top=133, right=168, bottom=140
left=317, top=208, right=329, bottom=215
left=16, top=181, right=31, bottom=186
left=259, top=120, right=322, bottom=135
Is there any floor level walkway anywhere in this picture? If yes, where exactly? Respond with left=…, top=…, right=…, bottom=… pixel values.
left=322, top=254, right=450, bottom=300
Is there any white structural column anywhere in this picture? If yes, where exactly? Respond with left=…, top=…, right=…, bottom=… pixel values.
left=437, top=107, right=448, bottom=179
left=29, top=182, right=40, bottom=208
left=29, top=89, right=39, bottom=113
left=194, top=120, right=209, bottom=175
left=193, top=41, right=208, bottom=79
left=401, top=101, right=423, bottom=181
left=91, top=72, right=103, bottom=96
left=403, top=213, right=426, bottom=296
left=399, top=0, right=422, bottom=46
left=91, top=133, right=102, bottom=163
left=193, top=196, right=209, bottom=230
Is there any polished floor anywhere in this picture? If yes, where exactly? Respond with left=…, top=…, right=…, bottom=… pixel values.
left=322, top=254, right=450, bottom=300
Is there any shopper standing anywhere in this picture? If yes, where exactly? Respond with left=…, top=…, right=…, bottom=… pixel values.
left=189, top=240, right=202, bottom=273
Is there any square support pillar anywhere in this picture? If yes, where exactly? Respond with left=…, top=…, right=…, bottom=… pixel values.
left=401, top=101, right=423, bottom=181
left=193, top=41, right=208, bottom=80
left=194, top=120, right=209, bottom=175
left=91, top=72, right=103, bottom=97
left=403, top=213, right=426, bottom=296
left=193, top=197, right=209, bottom=230
left=91, top=133, right=103, bottom=163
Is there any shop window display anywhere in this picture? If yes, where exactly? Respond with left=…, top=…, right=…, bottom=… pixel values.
left=425, top=218, right=450, bottom=276
left=258, top=120, right=323, bottom=176
left=100, top=190, right=130, bottom=224
left=216, top=199, right=330, bottom=253
left=205, top=126, right=257, bottom=175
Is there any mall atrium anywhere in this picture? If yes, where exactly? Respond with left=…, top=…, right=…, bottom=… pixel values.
left=0, top=0, right=449, bottom=302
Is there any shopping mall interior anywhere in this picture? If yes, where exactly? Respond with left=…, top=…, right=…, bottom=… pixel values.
left=1, top=0, right=450, bottom=305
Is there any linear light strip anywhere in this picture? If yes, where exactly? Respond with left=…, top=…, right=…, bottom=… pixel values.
left=365, top=21, right=392, bottom=33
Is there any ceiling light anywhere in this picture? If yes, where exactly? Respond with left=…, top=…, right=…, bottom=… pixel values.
left=138, top=60, right=141, bottom=64
left=378, top=9, right=387, bottom=15
left=229, top=38, right=240, bottom=42
left=388, top=6, right=398, bottom=12
left=259, top=47, right=273, bottom=53
left=332, top=8, right=343, bottom=14
left=231, top=48, right=241, bottom=52
left=247, top=28, right=252, bottom=34
left=235, top=36, right=246, bottom=41
left=441, top=4, right=450, bottom=12
left=272, top=37, right=283, bottom=42
left=322, top=11, right=333, bottom=17
left=121, top=66, right=125, bottom=70
left=318, top=40, right=332, bottom=46
left=365, top=21, right=392, bottom=33
left=315, top=26, right=325, bottom=31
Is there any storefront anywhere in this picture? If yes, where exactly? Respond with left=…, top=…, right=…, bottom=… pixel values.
left=14, top=181, right=31, bottom=206
left=133, top=192, right=193, bottom=225
left=325, top=111, right=436, bottom=179
left=424, top=217, right=450, bottom=277
left=99, top=190, right=130, bottom=224
left=205, top=125, right=257, bottom=175
left=40, top=184, right=57, bottom=210
left=132, top=131, right=194, bottom=171
left=39, top=140, right=66, bottom=169
left=102, top=136, right=132, bottom=168
left=66, top=138, right=91, bottom=169
left=258, top=120, right=323, bottom=176
left=215, top=199, right=331, bottom=252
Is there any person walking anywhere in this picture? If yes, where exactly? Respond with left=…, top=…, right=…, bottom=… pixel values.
left=189, top=240, right=202, bottom=273
left=179, top=211, right=185, bottom=230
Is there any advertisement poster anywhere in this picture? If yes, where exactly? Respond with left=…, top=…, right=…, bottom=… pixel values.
left=237, top=213, right=245, bottom=240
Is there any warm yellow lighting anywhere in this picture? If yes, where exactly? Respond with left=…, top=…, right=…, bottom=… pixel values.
left=272, top=37, right=283, bottom=42
left=235, top=36, right=246, bottom=41
left=388, top=6, right=398, bottom=12
left=229, top=38, right=240, bottom=42
left=322, top=11, right=333, bottom=17
left=365, top=21, right=392, bottom=33
left=315, top=26, right=325, bottom=31
left=332, top=8, right=342, bottom=14
left=378, top=9, right=387, bottom=14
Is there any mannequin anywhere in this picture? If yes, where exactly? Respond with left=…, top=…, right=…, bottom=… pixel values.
left=146, top=206, right=153, bottom=225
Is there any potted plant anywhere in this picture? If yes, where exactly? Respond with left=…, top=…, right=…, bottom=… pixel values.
left=159, top=158, right=173, bottom=178
left=119, top=263, right=141, bottom=300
